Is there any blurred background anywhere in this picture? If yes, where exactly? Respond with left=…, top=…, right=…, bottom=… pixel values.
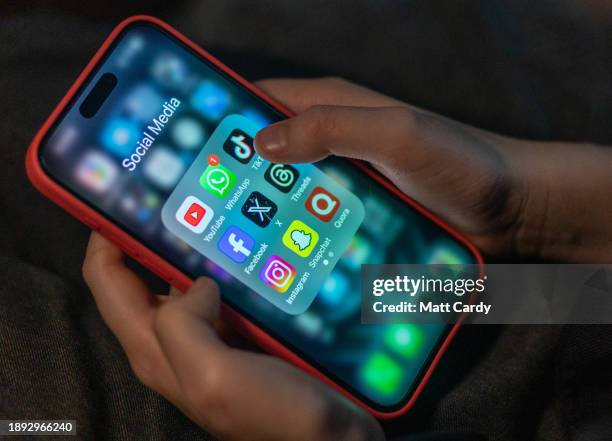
left=1, top=1, right=612, bottom=440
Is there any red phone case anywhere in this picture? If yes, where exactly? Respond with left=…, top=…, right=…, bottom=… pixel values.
left=26, top=15, right=484, bottom=419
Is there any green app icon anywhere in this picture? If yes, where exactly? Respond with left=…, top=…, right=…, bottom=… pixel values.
left=200, top=164, right=236, bottom=198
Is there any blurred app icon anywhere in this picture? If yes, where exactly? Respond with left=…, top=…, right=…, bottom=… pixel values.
left=124, top=85, right=163, bottom=121
left=161, top=229, right=192, bottom=254
left=51, top=125, right=77, bottom=156
left=119, top=183, right=161, bottom=225
left=101, top=117, right=139, bottom=158
left=191, top=81, right=230, bottom=120
left=200, top=163, right=236, bottom=198
left=384, top=324, right=424, bottom=358
left=143, top=146, right=185, bottom=190
left=294, top=312, right=323, bottom=338
left=282, top=220, right=319, bottom=257
left=175, top=195, right=214, bottom=234
left=319, top=270, right=349, bottom=307
left=427, top=246, right=464, bottom=265
left=241, top=191, right=277, bottom=227
left=204, top=259, right=234, bottom=283
left=242, top=109, right=270, bottom=129
left=343, top=235, right=372, bottom=270
left=116, top=34, right=144, bottom=69
left=152, top=53, right=188, bottom=88
left=172, top=117, right=206, bottom=150
left=218, top=226, right=255, bottom=263
left=264, top=163, right=299, bottom=193
left=361, top=353, right=403, bottom=397
left=362, top=196, right=402, bottom=243
left=75, top=150, right=118, bottom=194
left=223, top=129, right=254, bottom=164
left=305, top=186, right=340, bottom=222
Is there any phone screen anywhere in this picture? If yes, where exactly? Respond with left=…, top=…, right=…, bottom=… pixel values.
left=39, top=22, right=476, bottom=410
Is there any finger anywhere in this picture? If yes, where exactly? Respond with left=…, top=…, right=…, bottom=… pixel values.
left=83, top=232, right=159, bottom=348
left=154, top=278, right=225, bottom=383
left=83, top=232, right=185, bottom=403
left=155, top=280, right=382, bottom=441
left=255, top=104, right=419, bottom=166
left=255, top=77, right=402, bottom=113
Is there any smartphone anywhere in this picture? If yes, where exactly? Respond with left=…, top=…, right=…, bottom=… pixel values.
left=26, top=16, right=483, bottom=418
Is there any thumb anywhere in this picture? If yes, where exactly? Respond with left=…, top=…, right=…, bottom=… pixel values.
left=255, top=104, right=517, bottom=246
left=254, top=105, right=418, bottom=167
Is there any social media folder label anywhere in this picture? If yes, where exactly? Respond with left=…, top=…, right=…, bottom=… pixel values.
left=161, top=115, right=364, bottom=314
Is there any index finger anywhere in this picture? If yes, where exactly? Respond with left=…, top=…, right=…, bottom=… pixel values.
left=254, top=77, right=403, bottom=113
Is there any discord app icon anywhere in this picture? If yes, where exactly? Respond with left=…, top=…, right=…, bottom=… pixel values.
left=161, top=115, right=364, bottom=314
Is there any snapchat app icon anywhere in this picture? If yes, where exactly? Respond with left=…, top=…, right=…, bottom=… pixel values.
left=282, top=220, right=319, bottom=257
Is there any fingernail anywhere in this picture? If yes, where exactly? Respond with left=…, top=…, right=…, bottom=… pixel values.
left=255, top=122, right=288, bottom=152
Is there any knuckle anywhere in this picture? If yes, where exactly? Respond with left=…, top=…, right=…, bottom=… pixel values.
left=388, top=106, right=417, bottom=137
left=302, top=106, right=341, bottom=142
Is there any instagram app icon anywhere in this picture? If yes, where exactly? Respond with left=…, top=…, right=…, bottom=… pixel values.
left=260, top=255, right=296, bottom=293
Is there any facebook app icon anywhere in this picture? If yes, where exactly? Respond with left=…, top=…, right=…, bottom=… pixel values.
left=218, top=226, right=255, bottom=263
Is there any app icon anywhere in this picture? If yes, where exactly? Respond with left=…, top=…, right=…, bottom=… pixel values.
left=152, top=53, right=188, bottom=88
left=143, top=146, right=185, bottom=190
left=384, top=324, right=424, bottom=358
left=172, top=117, right=206, bottom=150
left=175, top=195, right=214, bottom=233
left=427, top=246, right=465, bottom=265
left=218, top=226, right=255, bottom=263
left=223, top=129, right=254, bottom=164
left=264, top=163, right=299, bottom=193
left=191, top=81, right=230, bottom=120
left=361, top=353, right=403, bottom=397
left=119, top=183, right=161, bottom=225
left=242, top=109, right=270, bottom=128
left=282, top=220, right=319, bottom=257
left=305, top=186, right=340, bottom=222
left=241, top=191, right=278, bottom=227
left=343, top=235, right=372, bottom=270
left=124, top=85, right=163, bottom=121
left=101, top=117, right=140, bottom=158
left=320, top=270, right=349, bottom=306
left=260, top=255, right=296, bottom=293
left=75, top=151, right=118, bottom=194
left=200, top=163, right=236, bottom=198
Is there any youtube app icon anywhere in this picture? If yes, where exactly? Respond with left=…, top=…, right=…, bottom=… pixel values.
left=176, top=195, right=214, bottom=234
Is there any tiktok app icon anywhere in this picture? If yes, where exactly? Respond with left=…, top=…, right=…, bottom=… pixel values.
left=218, top=226, right=255, bottom=263
left=264, top=163, right=299, bottom=193
left=223, top=129, right=254, bottom=164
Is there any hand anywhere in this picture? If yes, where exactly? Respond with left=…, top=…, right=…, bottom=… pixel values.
left=254, top=78, right=612, bottom=262
left=82, top=232, right=384, bottom=441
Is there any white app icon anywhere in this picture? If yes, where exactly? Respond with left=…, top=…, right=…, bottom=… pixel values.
left=175, top=195, right=214, bottom=234
left=144, top=147, right=185, bottom=190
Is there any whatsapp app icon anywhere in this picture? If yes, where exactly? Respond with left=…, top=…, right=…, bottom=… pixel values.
left=200, top=163, right=236, bottom=198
